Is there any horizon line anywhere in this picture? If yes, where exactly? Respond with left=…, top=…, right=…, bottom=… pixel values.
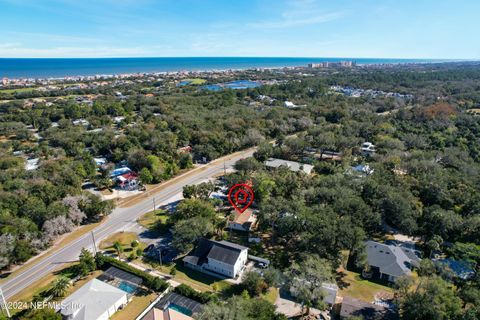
left=0, top=56, right=475, bottom=61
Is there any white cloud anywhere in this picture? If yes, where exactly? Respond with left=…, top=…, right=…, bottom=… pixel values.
left=5, top=32, right=105, bottom=44
left=249, top=0, right=344, bottom=29
left=249, top=11, right=343, bottom=29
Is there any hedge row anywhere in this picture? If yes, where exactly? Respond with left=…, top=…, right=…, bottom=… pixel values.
left=95, top=253, right=169, bottom=292
left=173, top=283, right=217, bottom=304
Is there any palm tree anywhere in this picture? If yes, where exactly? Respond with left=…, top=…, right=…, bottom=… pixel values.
left=50, top=276, right=70, bottom=298
left=113, top=241, right=124, bottom=258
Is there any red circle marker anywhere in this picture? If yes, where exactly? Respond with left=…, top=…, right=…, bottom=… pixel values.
left=228, top=183, right=254, bottom=214
left=234, top=189, right=248, bottom=204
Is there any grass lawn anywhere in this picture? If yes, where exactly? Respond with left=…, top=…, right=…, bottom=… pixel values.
left=111, top=290, right=157, bottom=320
left=261, top=287, right=279, bottom=304
left=137, top=210, right=168, bottom=228
left=186, top=78, right=207, bottom=85
left=137, top=210, right=171, bottom=235
left=337, top=269, right=394, bottom=302
left=8, top=264, right=101, bottom=317
left=0, top=88, right=37, bottom=94
left=146, top=259, right=233, bottom=293
left=99, top=231, right=146, bottom=258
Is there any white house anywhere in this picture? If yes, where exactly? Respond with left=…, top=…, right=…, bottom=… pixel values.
left=361, top=142, right=376, bottom=156
left=59, top=278, right=128, bottom=320
left=183, top=238, right=248, bottom=278
left=228, top=209, right=258, bottom=232
left=265, top=158, right=314, bottom=174
left=284, top=101, right=298, bottom=108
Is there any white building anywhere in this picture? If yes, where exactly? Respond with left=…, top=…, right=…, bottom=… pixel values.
left=228, top=209, right=257, bottom=232
left=284, top=101, right=298, bottom=108
left=361, top=142, right=376, bottom=156
left=59, top=278, right=128, bottom=320
left=184, top=238, right=248, bottom=278
left=265, top=158, right=314, bottom=174
left=25, top=158, right=40, bottom=171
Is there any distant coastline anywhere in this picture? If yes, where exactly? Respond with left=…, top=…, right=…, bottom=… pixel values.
left=0, top=57, right=455, bottom=79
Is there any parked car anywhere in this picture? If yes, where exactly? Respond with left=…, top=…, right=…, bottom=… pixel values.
left=143, top=244, right=155, bottom=253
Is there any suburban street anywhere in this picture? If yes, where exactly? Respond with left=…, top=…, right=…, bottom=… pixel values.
left=0, top=148, right=255, bottom=300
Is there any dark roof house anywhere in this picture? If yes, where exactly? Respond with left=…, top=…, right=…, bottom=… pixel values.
left=183, top=238, right=248, bottom=278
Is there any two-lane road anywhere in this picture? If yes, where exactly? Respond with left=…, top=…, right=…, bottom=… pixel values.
left=1, top=148, right=255, bottom=300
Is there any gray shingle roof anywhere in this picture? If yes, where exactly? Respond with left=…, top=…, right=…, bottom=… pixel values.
left=184, top=238, right=247, bottom=267
left=207, top=244, right=241, bottom=265
left=366, top=240, right=417, bottom=278
left=265, top=158, right=314, bottom=174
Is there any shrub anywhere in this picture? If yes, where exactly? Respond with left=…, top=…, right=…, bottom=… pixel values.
left=173, top=283, right=217, bottom=303
left=95, top=253, right=169, bottom=292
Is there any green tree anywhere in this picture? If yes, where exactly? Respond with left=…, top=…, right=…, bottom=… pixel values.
left=182, top=182, right=215, bottom=200
left=263, top=267, right=283, bottom=287
left=50, top=276, right=70, bottom=298
left=139, top=167, right=153, bottom=185
left=171, top=217, right=214, bottom=252
left=171, top=198, right=216, bottom=222
left=284, top=255, right=333, bottom=315
left=234, top=158, right=263, bottom=172
left=78, top=248, right=96, bottom=276
left=196, top=295, right=284, bottom=320
left=399, top=276, right=463, bottom=320
left=179, top=153, right=193, bottom=169
left=113, top=241, right=124, bottom=258
left=242, top=270, right=267, bottom=296
left=22, top=308, right=62, bottom=320
left=11, top=239, right=34, bottom=264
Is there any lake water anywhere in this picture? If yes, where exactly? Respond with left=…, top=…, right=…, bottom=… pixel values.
left=202, top=80, right=263, bottom=91
left=0, top=57, right=443, bottom=79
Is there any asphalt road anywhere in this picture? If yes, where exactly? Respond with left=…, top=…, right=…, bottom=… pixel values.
left=1, top=148, right=255, bottom=300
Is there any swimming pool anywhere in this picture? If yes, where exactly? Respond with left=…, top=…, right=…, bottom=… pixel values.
left=169, top=303, right=193, bottom=316
left=118, top=281, right=137, bottom=294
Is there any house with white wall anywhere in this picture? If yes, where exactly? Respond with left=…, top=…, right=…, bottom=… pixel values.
left=59, top=278, right=128, bottom=320
left=183, top=238, right=248, bottom=278
left=228, top=208, right=258, bottom=232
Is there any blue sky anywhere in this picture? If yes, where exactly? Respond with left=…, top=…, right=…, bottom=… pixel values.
left=0, top=0, right=479, bottom=59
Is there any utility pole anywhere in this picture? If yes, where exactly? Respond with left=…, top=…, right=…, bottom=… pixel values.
left=0, top=287, right=11, bottom=318
left=158, top=248, right=162, bottom=267
left=153, top=197, right=156, bottom=213
left=223, top=160, right=226, bottom=175
left=91, top=231, right=97, bottom=255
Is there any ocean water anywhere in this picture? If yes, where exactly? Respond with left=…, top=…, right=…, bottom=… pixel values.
left=0, top=57, right=441, bottom=79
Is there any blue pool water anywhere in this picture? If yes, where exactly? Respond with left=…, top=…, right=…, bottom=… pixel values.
left=169, top=303, right=193, bottom=316
left=118, top=281, right=137, bottom=294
